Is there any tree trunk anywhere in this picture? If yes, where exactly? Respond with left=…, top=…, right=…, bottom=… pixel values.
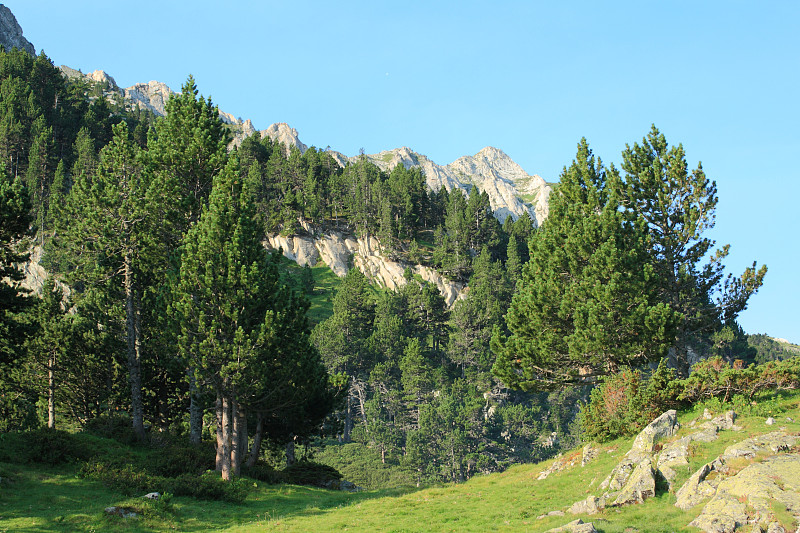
left=238, top=409, right=248, bottom=465
left=47, top=351, right=55, bottom=429
left=343, top=393, right=352, bottom=443
left=285, top=435, right=296, bottom=466
left=215, top=394, right=224, bottom=471
left=188, top=367, right=203, bottom=444
left=220, top=392, right=232, bottom=481
left=231, top=398, right=241, bottom=476
left=124, top=252, right=147, bottom=443
left=355, top=381, right=368, bottom=433
left=246, top=413, right=264, bottom=467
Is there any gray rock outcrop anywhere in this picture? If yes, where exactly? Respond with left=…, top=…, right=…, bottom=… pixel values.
left=674, top=430, right=800, bottom=532
left=264, top=230, right=465, bottom=306
left=688, top=454, right=800, bottom=533
left=544, top=519, right=598, bottom=533
left=0, top=4, right=34, bottom=56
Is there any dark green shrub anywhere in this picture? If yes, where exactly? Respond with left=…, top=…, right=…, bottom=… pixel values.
left=581, top=359, right=679, bottom=442
left=144, top=440, right=215, bottom=477
left=80, top=461, right=249, bottom=503
left=242, top=461, right=285, bottom=484
left=163, top=473, right=249, bottom=503
left=83, top=413, right=137, bottom=444
left=282, top=459, right=342, bottom=487
left=9, top=428, right=95, bottom=464
left=81, top=461, right=151, bottom=495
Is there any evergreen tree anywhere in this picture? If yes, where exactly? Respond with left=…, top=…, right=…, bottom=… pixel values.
left=146, top=75, right=230, bottom=442
left=492, top=139, right=677, bottom=390
left=0, top=168, right=34, bottom=429
left=311, top=268, right=376, bottom=442
left=58, top=122, right=151, bottom=441
left=620, top=125, right=767, bottom=375
left=174, top=154, right=331, bottom=479
left=25, top=279, right=72, bottom=428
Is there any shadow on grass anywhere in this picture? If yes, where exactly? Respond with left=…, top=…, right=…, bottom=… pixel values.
left=0, top=461, right=422, bottom=532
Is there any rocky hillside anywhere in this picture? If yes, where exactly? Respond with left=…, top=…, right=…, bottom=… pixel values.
left=252, top=124, right=550, bottom=225
left=57, top=65, right=550, bottom=226
left=0, top=4, right=34, bottom=56
left=264, top=223, right=465, bottom=306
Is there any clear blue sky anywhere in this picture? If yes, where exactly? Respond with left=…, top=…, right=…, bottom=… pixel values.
left=7, top=1, right=799, bottom=343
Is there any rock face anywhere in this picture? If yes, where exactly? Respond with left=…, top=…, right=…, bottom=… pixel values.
left=348, top=145, right=549, bottom=225
left=0, top=4, right=34, bottom=56
left=123, top=80, right=174, bottom=116
left=251, top=127, right=550, bottom=226
left=687, top=453, right=800, bottom=533
left=264, top=230, right=465, bottom=306
left=259, top=123, right=308, bottom=154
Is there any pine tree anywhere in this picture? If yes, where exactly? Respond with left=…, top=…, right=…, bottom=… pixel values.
left=174, top=153, right=331, bottom=479
left=0, top=167, right=32, bottom=379
left=59, top=122, right=152, bottom=441
left=146, top=75, right=231, bottom=442
left=620, top=125, right=767, bottom=375
left=26, top=279, right=72, bottom=429
left=492, top=139, right=677, bottom=390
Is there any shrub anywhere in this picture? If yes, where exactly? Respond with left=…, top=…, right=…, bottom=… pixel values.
left=83, top=413, right=137, bottom=444
left=242, top=461, right=284, bottom=484
left=80, top=461, right=250, bottom=503
left=0, top=428, right=96, bottom=465
left=581, top=359, right=679, bottom=442
left=144, top=440, right=216, bottom=477
left=678, top=356, right=800, bottom=403
left=282, top=459, right=342, bottom=487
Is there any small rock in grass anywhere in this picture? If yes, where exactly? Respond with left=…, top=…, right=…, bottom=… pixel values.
left=766, top=417, right=776, bottom=425
left=105, top=506, right=139, bottom=519
left=143, top=492, right=160, bottom=500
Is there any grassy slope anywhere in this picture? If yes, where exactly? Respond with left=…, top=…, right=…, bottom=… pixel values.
left=2, top=390, right=798, bottom=532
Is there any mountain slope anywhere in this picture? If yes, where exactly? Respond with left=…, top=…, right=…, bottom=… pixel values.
left=57, top=66, right=551, bottom=225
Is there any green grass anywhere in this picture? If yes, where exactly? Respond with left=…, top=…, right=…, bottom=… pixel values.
left=2, top=390, right=798, bottom=532
left=313, top=441, right=415, bottom=490
left=306, top=262, right=341, bottom=324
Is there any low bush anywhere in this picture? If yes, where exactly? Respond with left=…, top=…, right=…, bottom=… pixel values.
left=144, top=439, right=216, bottom=477
left=242, top=461, right=284, bottom=484
left=80, top=461, right=250, bottom=503
left=679, top=356, right=800, bottom=403
left=581, top=356, right=800, bottom=442
left=282, top=459, right=342, bottom=487
left=580, top=359, right=680, bottom=442
left=83, top=413, right=138, bottom=445
left=0, top=428, right=96, bottom=465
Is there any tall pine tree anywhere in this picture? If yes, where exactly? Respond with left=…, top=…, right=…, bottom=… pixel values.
left=492, top=139, right=676, bottom=390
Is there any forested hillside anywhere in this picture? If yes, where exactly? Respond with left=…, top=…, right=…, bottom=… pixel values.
left=0, top=42, right=782, bottom=492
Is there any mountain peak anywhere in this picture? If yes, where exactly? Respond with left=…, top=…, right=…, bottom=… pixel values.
left=0, top=4, right=34, bottom=56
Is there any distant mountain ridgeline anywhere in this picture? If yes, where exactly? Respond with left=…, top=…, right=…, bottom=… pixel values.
left=56, top=68, right=551, bottom=228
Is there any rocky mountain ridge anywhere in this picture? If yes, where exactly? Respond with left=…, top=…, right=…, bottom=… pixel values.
left=0, top=4, right=34, bottom=56
left=57, top=66, right=550, bottom=226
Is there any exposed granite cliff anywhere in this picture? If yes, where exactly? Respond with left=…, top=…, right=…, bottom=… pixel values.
left=0, top=4, right=34, bottom=56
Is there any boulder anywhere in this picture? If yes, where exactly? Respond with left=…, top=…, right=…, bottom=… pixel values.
left=143, top=492, right=160, bottom=500
left=721, top=431, right=800, bottom=461
left=675, top=462, right=721, bottom=511
left=629, top=410, right=678, bottom=456
left=567, top=495, right=601, bottom=516
left=105, top=506, right=139, bottom=519
left=611, top=457, right=656, bottom=506
left=688, top=492, right=748, bottom=533
left=544, top=518, right=598, bottom=533
left=581, top=444, right=599, bottom=467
